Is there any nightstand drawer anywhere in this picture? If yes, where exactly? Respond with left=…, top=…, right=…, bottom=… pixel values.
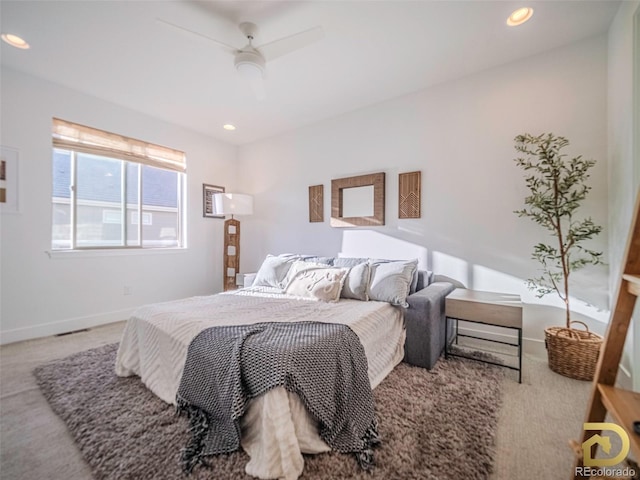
left=445, top=289, right=522, bottom=329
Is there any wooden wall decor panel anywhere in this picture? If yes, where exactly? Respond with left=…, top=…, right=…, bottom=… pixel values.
left=308, top=184, right=324, bottom=223
left=331, top=172, right=385, bottom=227
left=399, top=171, right=421, bottom=219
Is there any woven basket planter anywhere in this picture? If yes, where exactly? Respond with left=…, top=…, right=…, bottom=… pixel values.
left=544, top=321, right=603, bottom=381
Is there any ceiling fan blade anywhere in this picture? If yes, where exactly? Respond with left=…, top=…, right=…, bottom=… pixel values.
left=248, top=76, right=267, bottom=101
left=156, top=18, right=238, bottom=55
left=256, top=26, right=324, bottom=62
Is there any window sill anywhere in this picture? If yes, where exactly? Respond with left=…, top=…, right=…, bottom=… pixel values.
left=46, top=247, right=188, bottom=259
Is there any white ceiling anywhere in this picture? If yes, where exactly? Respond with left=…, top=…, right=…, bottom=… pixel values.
left=0, top=0, right=620, bottom=145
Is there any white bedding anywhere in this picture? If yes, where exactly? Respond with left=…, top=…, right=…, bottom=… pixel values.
left=115, top=286, right=405, bottom=480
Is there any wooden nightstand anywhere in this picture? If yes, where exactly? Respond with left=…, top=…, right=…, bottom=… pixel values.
left=445, top=288, right=523, bottom=383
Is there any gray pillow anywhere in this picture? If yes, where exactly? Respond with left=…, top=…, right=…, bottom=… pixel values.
left=409, top=268, right=424, bottom=294
left=344, top=258, right=414, bottom=295
left=415, top=270, right=434, bottom=292
left=341, top=262, right=371, bottom=301
left=368, top=259, right=418, bottom=307
left=252, top=254, right=297, bottom=288
left=333, top=257, right=369, bottom=268
left=303, top=256, right=335, bottom=266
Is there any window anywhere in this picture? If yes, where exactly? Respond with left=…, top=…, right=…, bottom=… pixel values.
left=51, top=118, right=186, bottom=250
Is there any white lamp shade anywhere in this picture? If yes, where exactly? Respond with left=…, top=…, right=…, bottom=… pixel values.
left=213, top=193, right=254, bottom=216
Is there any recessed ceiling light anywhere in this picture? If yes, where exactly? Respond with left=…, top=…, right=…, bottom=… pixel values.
left=1, top=33, right=30, bottom=49
left=223, top=124, right=236, bottom=131
left=507, top=7, right=534, bottom=26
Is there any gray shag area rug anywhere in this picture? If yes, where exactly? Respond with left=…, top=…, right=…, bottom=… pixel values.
left=34, top=343, right=504, bottom=480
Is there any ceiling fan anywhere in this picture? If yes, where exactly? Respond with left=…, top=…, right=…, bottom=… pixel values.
left=158, top=18, right=324, bottom=100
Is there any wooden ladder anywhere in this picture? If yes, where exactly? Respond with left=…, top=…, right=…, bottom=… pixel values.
left=572, top=191, right=640, bottom=479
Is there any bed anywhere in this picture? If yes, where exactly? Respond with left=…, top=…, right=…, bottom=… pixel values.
left=115, top=256, right=457, bottom=479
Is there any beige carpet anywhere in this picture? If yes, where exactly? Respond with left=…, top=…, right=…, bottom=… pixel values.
left=492, top=355, right=592, bottom=478
left=0, top=321, right=592, bottom=479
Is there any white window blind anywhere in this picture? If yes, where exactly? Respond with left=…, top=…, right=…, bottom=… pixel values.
left=52, top=117, right=186, bottom=173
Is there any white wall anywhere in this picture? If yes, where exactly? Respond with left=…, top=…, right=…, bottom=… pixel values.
left=607, top=1, right=640, bottom=389
left=237, top=35, right=610, bottom=353
left=0, top=31, right=620, bottom=368
left=0, top=67, right=237, bottom=344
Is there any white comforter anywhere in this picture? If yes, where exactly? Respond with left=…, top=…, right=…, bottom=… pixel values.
left=115, top=287, right=405, bottom=480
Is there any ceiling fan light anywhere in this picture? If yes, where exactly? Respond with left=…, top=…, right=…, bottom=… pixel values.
left=236, top=62, right=264, bottom=80
left=234, top=50, right=265, bottom=80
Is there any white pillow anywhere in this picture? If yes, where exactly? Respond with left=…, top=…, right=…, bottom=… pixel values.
left=368, top=259, right=418, bottom=307
left=285, top=267, right=348, bottom=303
left=282, top=260, right=329, bottom=288
left=252, top=254, right=298, bottom=288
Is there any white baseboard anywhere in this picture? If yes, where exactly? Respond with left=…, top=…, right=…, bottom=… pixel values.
left=0, top=308, right=133, bottom=345
left=456, top=325, right=634, bottom=386
left=617, top=364, right=633, bottom=390
left=456, top=325, right=546, bottom=358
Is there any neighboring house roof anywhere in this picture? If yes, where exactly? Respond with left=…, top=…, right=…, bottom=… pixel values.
left=52, top=150, right=178, bottom=208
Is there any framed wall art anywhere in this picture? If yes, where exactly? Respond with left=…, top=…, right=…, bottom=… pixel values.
left=308, top=184, right=324, bottom=223
left=331, top=172, right=385, bottom=228
left=398, top=171, right=421, bottom=219
left=203, top=183, right=225, bottom=218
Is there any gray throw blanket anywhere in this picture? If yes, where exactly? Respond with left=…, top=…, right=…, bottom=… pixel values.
left=176, top=321, right=380, bottom=474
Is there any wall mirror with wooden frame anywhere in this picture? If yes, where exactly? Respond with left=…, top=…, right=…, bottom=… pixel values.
left=331, top=172, right=385, bottom=227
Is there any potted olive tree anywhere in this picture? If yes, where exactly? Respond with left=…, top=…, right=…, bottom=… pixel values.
left=514, top=133, right=603, bottom=381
